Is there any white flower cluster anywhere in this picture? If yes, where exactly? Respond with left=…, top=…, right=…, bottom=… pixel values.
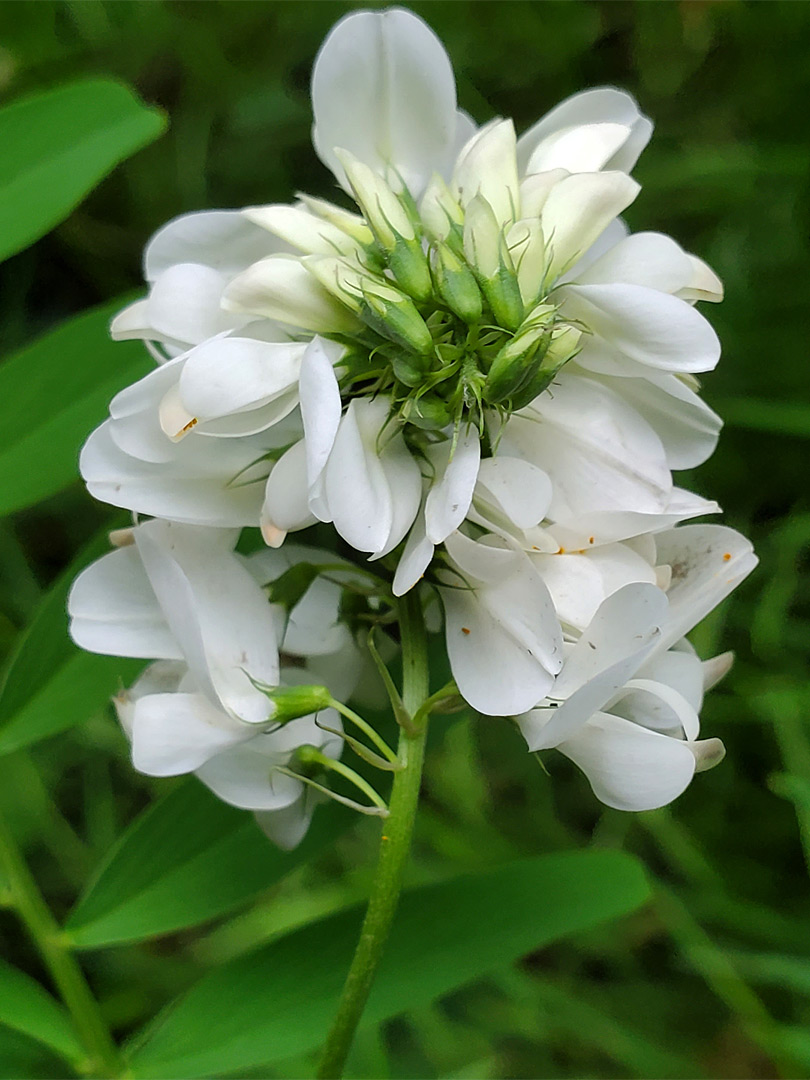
left=69, top=7, right=756, bottom=844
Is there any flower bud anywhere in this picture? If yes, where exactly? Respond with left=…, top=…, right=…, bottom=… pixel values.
left=463, top=195, right=524, bottom=331
left=242, top=204, right=362, bottom=256
left=483, top=319, right=553, bottom=405
left=508, top=324, right=582, bottom=410
left=262, top=684, right=334, bottom=725
left=360, top=281, right=434, bottom=361
left=297, top=194, right=374, bottom=246
left=430, top=242, right=483, bottom=323
left=336, top=149, right=431, bottom=303
left=420, top=173, right=464, bottom=246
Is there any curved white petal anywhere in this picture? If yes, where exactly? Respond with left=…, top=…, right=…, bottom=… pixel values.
left=440, top=583, right=555, bottom=716
left=614, top=678, right=700, bottom=740
left=223, top=256, right=359, bottom=334
left=558, top=282, right=721, bottom=373
left=131, top=691, right=251, bottom=776
left=68, top=547, right=180, bottom=660
left=243, top=204, right=362, bottom=256
left=424, top=430, right=480, bottom=545
left=299, top=336, right=344, bottom=514
left=526, top=122, right=632, bottom=175
left=473, top=456, right=553, bottom=533
left=178, top=338, right=305, bottom=423
left=557, top=712, right=698, bottom=811
left=80, top=420, right=269, bottom=526
left=517, top=87, right=652, bottom=175
left=654, top=525, right=758, bottom=653
left=453, top=119, right=519, bottom=227
left=542, top=172, right=639, bottom=280
left=504, top=374, right=672, bottom=518
left=311, top=7, right=458, bottom=196
left=572, top=231, right=695, bottom=293
left=144, top=210, right=276, bottom=281
left=134, top=521, right=279, bottom=723
left=392, top=507, right=434, bottom=596
left=261, top=440, right=318, bottom=545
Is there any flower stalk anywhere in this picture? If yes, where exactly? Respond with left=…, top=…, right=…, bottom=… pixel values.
left=317, top=590, right=430, bottom=1078
left=0, top=807, right=123, bottom=1079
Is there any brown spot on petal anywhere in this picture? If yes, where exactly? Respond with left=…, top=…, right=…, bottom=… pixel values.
left=588, top=536, right=595, bottom=544
left=723, top=552, right=732, bottom=561
left=181, top=417, right=198, bottom=434
left=461, top=627, right=471, bottom=635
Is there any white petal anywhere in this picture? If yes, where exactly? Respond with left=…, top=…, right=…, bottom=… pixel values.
left=453, top=119, right=519, bottom=226
left=526, top=583, right=668, bottom=750
left=526, top=122, right=632, bottom=174
left=299, top=336, right=344, bottom=513
left=614, top=678, right=700, bottom=740
left=558, top=282, right=721, bottom=372
left=517, top=88, right=652, bottom=175
left=130, top=691, right=251, bottom=776
left=654, top=525, right=758, bottom=652
left=440, top=584, right=555, bottom=716
left=702, top=651, right=734, bottom=691
left=196, top=739, right=302, bottom=811
left=542, top=172, right=639, bottom=280
left=557, top=712, right=698, bottom=811
left=80, top=420, right=269, bottom=526
left=179, top=338, right=305, bottom=423
left=677, top=255, right=723, bottom=303
left=144, top=264, right=239, bottom=346
left=243, top=204, right=361, bottom=256
left=68, top=547, right=180, bottom=660
left=473, top=456, right=553, bottom=532
left=134, top=521, right=279, bottom=722
left=573, top=231, right=694, bottom=293
left=392, top=508, right=434, bottom=597
left=311, top=7, right=458, bottom=196
left=518, top=168, right=569, bottom=220
left=424, top=430, right=480, bottom=544
left=262, top=440, right=318, bottom=542
left=223, top=256, right=359, bottom=334
left=505, top=374, right=672, bottom=518
left=144, top=210, right=275, bottom=281
left=254, top=792, right=316, bottom=850
left=578, top=360, right=723, bottom=470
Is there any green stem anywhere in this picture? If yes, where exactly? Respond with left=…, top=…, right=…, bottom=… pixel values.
left=317, top=590, right=430, bottom=1079
left=0, top=808, right=123, bottom=1079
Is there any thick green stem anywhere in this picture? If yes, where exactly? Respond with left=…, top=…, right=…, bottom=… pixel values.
left=0, top=808, right=123, bottom=1079
left=317, top=590, right=430, bottom=1079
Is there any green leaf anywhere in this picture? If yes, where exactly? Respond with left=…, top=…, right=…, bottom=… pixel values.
left=66, top=780, right=350, bottom=949
left=0, top=530, right=143, bottom=755
left=0, top=78, right=165, bottom=262
left=719, top=397, right=810, bottom=439
left=127, top=850, right=650, bottom=1078
left=0, top=958, right=83, bottom=1067
left=0, top=295, right=152, bottom=516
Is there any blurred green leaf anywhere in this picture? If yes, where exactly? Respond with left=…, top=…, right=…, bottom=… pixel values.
left=127, top=850, right=650, bottom=1078
left=719, top=397, right=810, bottom=439
left=65, top=780, right=350, bottom=949
left=0, top=78, right=165, bottom=263
left=0, top=531, right=142, bottom=756
left=0, top=958, right=83, bottom=1067
left=0, top=295, right=151, bottom=515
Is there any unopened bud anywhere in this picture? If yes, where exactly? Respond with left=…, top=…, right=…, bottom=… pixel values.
left=297, top=194, right=374, bottom=246
left=430, top=242, right=483, bottom=323
left=508, top=324, right=582, bottom=410
left=483, top=319, right=553, bottom=405
left=420, top=173, right=464, bottom=246
left=263, top=684, right=334, bottom=726
left=464, top=195, right=523, bottom=331
left=360, top=281, right=434, bottom=361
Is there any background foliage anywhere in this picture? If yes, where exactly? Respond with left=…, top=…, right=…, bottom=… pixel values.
left=0, top=2, right=808, bottom=1077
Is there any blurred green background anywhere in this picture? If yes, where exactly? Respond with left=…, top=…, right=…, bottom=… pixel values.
left=0, top=2, right=809, bottom=1077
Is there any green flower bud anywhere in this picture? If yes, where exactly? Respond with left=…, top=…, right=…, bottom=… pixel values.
left=483, top=321, right=552, bottom=405
left=430, top=242, right=483, bottom=323
left=263, top=684, right=334, bottom=726
left=420, top=173, right=464, bottom=245
left=507, top=324, right=583, bottom=410
left=360, top=281, right=434, bottom=362
left=463, top=195, right=524, bottom=331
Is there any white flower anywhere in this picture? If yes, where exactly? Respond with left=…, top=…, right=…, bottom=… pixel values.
left=516, top=525, right=757, bottom=810
left=68, top=522, right=361, bottom=846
